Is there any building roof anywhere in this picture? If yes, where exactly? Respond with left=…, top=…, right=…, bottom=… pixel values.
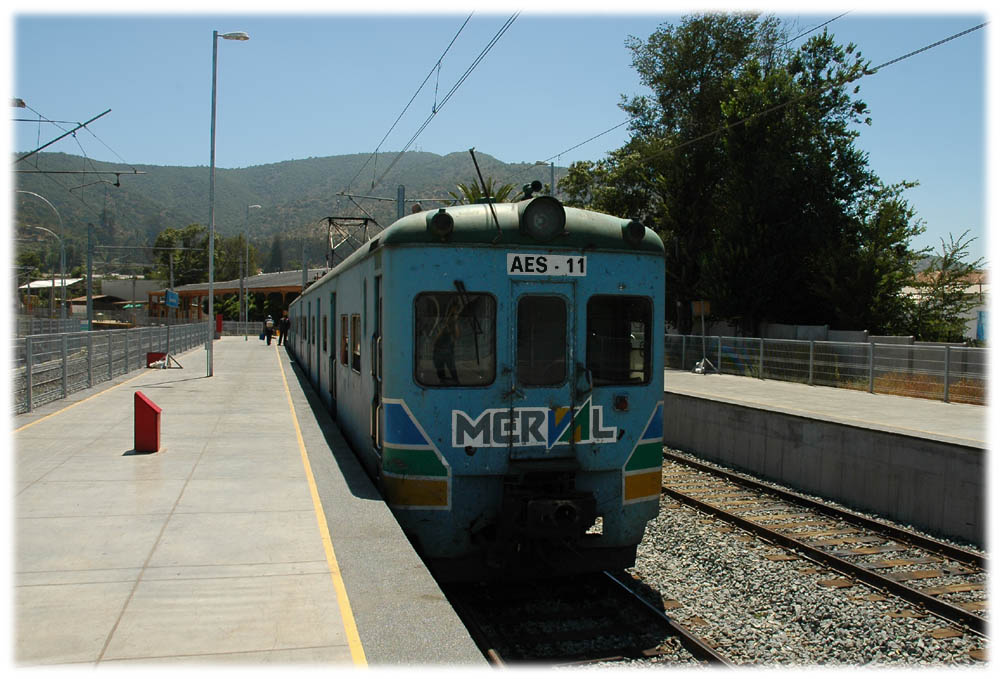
left=161, top=269, right=328, bottom=295
left=67, top=294, right=124, bottom=303
left=19, top=277, right=85, bottom=290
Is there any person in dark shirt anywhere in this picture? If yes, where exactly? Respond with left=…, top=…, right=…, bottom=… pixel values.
left=277, top=312, right=290, bottom=346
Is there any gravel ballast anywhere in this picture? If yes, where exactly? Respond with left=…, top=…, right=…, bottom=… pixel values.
left=625, top=453, right=988, bottom=667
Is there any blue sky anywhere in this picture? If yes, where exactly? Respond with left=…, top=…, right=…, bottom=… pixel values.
left=6, top=3, right=993, bottom=263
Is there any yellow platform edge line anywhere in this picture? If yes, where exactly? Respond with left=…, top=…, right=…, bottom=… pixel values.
left=14, top=368, right=153, bottom=433
left=276, top=347, right=368, bottom=666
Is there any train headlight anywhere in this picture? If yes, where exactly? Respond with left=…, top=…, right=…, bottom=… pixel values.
left=622, top=219, right=646, bottom=247
left=427, top=208, right=454, bottom=240
left=518, top=196, right=566, bottom=241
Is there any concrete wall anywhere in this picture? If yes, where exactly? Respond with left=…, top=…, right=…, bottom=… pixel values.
left=663, top=392, right=986, bottom=547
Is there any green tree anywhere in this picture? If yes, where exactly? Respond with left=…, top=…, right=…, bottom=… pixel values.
left=560, top=13, right=911, bottom=335
left=267, top=235, right=284, bottom=272
left=215, top=294, right=242, bottom=321
left=906, top=231, right=984, bottom=342
left=808, top=181, right=926, bottom=335
left=448, top=178, right=517, bottom=204
left=214, top=234, right=257, bottom=282
left=152, top=224, right=208, bottom=286
left=15, top=249, right=44, bottom=280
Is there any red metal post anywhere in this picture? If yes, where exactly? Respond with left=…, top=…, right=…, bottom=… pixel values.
left=134, top=390, right=162, bottom=452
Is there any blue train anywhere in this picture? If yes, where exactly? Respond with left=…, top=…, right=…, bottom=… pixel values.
left=288, top=193, right=665, bottom=580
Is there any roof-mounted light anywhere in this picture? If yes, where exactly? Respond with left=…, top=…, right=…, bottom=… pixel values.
left=622, top=219, right=646, bottom=247
left=518, top=195, right=566, bottom=242
left=427, top=208, right=454, bottom=240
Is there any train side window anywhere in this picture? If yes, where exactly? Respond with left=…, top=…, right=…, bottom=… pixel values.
left=340, top=315, right=349, bottom=365
left=322, top=315, right=328, bottom=353
left=414, top=292, right=496, bottom=387
left=517, top=296, right=567, bottom=386
left=351, top=314, right=362, bottom=372
left=586, top=295, right=652, bottom=385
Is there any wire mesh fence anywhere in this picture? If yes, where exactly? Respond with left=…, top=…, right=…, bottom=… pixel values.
left=665, top=334, right=987, bottom=405
left=11, top=323, right=205, bottom=415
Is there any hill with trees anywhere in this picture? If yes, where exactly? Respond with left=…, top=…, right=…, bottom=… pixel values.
left=13, top=150, right=561, bottom=275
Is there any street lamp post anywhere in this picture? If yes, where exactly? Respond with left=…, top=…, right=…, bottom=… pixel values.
left=23, top=224, right=65, bottom=318
left=16, top=190, right=65, bottom=320
left=242, top=203, right=261, bottom=341
left=207, top=29, right=250, bottom=377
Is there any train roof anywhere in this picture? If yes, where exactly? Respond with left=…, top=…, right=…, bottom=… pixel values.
left=295, top=198, right=665, bottom=300
left=381, top=200, right=665, bottom=255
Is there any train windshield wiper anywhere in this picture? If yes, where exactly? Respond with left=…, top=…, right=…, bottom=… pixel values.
left=453, top=280, right=482, bottom=364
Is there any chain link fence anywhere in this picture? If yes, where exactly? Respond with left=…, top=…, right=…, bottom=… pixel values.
left=11, top=323, right=205, bottom=415
left=666, top=334, right=987, bottom=405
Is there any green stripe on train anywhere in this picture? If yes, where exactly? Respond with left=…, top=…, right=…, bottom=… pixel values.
left=382, top=446, right=448, bottom=477
left=625, top=441, right=663, bottom=472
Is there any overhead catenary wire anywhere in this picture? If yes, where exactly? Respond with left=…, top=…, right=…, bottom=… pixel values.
left=371, top=12, right=519, bottom=191
left=14, top=103, right=141, bottom=223
left=780, top=12, right=851, bottom=48
left=503, top=20, right=987, bottom=192
left=344, top=12, right=476, bottom=193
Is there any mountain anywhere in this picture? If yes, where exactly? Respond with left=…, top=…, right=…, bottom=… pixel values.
left=13, top=151, right=564, bottom=270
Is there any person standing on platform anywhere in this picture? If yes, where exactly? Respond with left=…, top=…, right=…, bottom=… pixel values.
left=277, top=312, right=290, bottom=346
left=263, top=315, right=275, bottom=345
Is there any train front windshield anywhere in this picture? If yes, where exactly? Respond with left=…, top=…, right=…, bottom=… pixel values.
left=414, top=291, right=652, bottom=390
left=415, top=292, right=496, bottom=387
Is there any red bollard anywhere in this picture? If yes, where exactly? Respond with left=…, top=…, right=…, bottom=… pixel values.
left=135, top=391, right=162, bottom=453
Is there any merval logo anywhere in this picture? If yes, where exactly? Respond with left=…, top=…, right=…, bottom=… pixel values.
left=451, top=397, right=616, bottom=449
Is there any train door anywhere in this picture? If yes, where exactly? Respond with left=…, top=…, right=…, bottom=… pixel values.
left=509, top=279, right=581, bottom=459
left=329, top=292, right=337, bottom=418
left=315, top=299, right=322, bottom=384
left=307, top=301, right=312, bottom=376
left=370, top=275, right=383, bottom=457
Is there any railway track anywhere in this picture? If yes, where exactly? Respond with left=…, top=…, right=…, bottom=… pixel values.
left=662, top=451, right=988, bottom=643
left=442, top=570, right=732, bottom=666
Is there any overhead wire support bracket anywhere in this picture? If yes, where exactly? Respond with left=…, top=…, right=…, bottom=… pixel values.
left=337, top=191, right=453, bottom=204
left=14, top=108, right=112, bottom=164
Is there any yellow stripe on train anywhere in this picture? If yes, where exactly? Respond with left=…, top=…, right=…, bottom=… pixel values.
left=382, top=475, right=450, bottom=509
left=624, top=469, right=662, bottom=503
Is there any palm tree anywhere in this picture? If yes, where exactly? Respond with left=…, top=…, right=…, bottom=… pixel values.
left=448, top=178, right=517, bottom=205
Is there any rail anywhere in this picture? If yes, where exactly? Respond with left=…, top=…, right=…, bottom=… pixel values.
left=666, top=334, right=987, bottom=405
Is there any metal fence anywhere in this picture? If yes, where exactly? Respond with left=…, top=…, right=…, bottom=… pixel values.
left=666, top=334, right=987, bottom=405
left=16, top=317, right=87, bottom=337
left=221, top=321, right=270, bottom=337
left=11, top=323, right=205, bottom=415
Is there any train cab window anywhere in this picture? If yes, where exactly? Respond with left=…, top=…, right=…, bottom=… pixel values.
left=340, top=315, right=349, bottom=365
left=517, top=296, right=566, bottom=386
left=415, top=292, right=495, bottom=387
left=586, top=296, right=652, bottom=385
left=351, top=314, right=362, bottom=372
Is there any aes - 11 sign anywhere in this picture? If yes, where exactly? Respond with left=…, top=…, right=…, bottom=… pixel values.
left=506, top=253, right=587, bottom=277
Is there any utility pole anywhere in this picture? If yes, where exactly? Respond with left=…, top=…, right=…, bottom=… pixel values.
left=302, top=243, right=307, bottom=292
left=86, top=224, right=94, bottom=331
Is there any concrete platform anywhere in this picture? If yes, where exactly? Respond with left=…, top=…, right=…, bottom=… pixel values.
left=664, top=369, right=987, bottom=447
left=663, top=369, right=988, bottom=546
left=13, top=337, right=485, bottom=667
